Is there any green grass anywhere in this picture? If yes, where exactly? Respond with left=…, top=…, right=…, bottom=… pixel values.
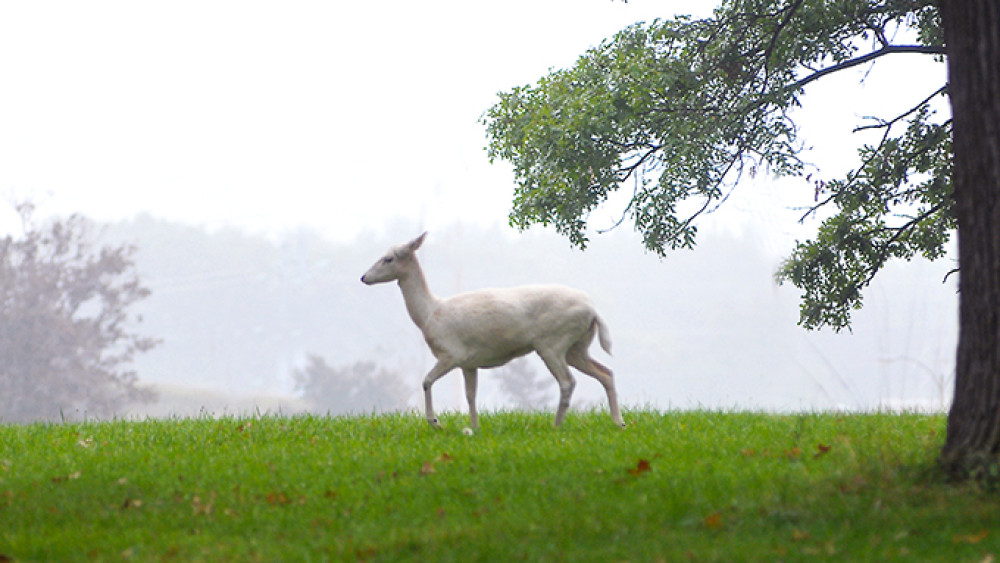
left=1, top=410, right=997, bottom=561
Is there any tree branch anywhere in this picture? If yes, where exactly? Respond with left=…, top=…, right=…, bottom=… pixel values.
left=863, top=202, right=945, bottom=285
left=615, top=143, right=663, bottom=183
left=763, top=0, right=806, bottom=69
left=795, top=84, right=949, bottom=223
left=790, top=45, right=946, bottom=93
left=854, top=84, right=949, bottom=132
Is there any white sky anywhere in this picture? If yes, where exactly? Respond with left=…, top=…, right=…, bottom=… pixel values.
left=0, top=1, right=946, bottom=245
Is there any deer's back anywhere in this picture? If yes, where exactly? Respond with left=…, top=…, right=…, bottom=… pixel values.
left=423, top=285, right=598, bottom=368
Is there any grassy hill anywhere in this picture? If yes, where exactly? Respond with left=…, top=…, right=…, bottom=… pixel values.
left=1, top=411, right=996, bottom=561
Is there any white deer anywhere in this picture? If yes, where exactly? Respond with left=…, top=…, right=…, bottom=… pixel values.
left=361, top=232, right=625, bottom=429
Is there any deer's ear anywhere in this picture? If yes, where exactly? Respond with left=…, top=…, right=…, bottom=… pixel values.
left=406, top=232, right=427, bottom=253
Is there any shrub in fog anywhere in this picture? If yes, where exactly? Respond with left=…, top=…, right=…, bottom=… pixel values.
left=497, top=358, right=554, bottom=411
left=293, top=355, right=410, bottom=415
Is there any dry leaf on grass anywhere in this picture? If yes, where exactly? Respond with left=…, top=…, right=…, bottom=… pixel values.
left=703, top=512, right=723, bottom=530
left=627, top=459, right=651, bottom=476
left=953, top=530, right=989, bottom=544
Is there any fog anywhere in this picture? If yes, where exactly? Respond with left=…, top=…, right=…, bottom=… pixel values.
left=97, top=216, right=956, bottom=419
left=0, top=1, right=953, bottom=421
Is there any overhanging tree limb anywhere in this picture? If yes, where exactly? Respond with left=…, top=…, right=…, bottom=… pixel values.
left=790, top=44, right=946, bottom=93
left=484, top=0, right=950, bottom=328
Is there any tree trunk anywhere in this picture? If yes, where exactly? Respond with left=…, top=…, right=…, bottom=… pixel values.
left=939, top=0, right=1000, bottom=478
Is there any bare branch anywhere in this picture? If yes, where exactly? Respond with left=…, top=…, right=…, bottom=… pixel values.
left=854, top=84, right=949, bottom=132
left=789, top=45, right=946, bottom=93
left=616, top=144, right=663, bottom=183
left=865, top=19, right=890, bottom=48
left=943, top=267, right=959, bottom=284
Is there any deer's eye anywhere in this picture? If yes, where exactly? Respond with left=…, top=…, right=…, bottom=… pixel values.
left=384, top=256, right=394, bottom=264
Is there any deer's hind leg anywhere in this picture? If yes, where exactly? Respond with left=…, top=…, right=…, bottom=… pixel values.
left=567, top=342, right=625, bottom=427
left=463, top=367, right=479, bottom=430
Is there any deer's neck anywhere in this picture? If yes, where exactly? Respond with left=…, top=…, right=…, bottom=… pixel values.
left=397, top=260, right=439, bottom=330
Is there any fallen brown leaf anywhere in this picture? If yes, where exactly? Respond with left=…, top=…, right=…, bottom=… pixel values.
left=51, top=471, right=81, bottom=483
left=191, top=494, right=214, bottom=515
left=838, top=475, right=868, bottom=494
left=121, top=497, right=143, bottom=510
left=814, top=443, right=832, bottom=458
left=266, top=491, right=291, bottom=506
left=953, top=530, right=989, bottom=544
left=792, top=529, right=811, bottom=541
left=703, top=512, right=723, bottom=530
left=627, top=459, right=652, bottom=476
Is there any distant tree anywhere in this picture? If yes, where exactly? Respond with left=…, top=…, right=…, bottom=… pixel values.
left=0, top=203, right=158, bottom=422
left=496, top=358, right=554, bottom=411
left=293, top=356, right=410, bottom=415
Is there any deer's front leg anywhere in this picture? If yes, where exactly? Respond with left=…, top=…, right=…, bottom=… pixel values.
left=422, top=360, right=454, bottom=429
